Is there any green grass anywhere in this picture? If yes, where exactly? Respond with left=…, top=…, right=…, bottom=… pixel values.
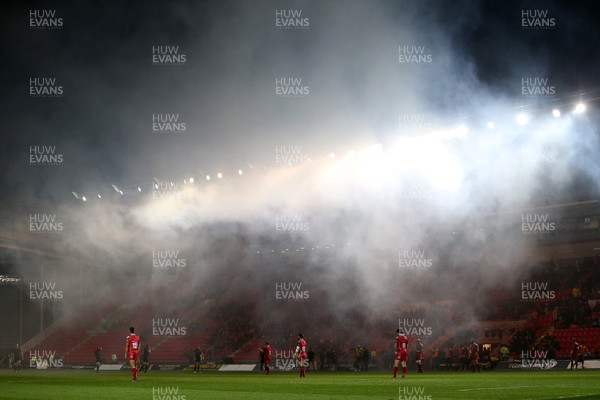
left=1, top=369, right=600, bottom=400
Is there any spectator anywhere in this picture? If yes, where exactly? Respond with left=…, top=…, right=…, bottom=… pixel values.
left=415, top=339, right=424, bottom=373
left=307, top=347, right=316, bottom=371
left=141, top=344, right=151, bottom=373
left=94, top=347, right=102, bottom=373
left=499, top=344, right=509, bottom=361
left=444, top=346, right=453, bottom=371
left=12, top=344, right=22, bottom=373
left=429, top=346, right=439, bottom=370
left=193, top=346, right=204, bottom=374
left=354, top=345, right=364, bottom=372
left=258, top=346, right=264, bottom=372
left=362, top=346, right=370, bottom=371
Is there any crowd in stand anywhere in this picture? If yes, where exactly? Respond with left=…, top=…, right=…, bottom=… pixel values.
left=18, top=254, right=600, bottom=368
left=485, top=257, right=600, bottom=358
left=206, top=299, right=257, bottom=355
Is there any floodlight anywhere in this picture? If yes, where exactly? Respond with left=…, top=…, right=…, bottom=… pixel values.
left=516, top=113, right=529, bottom=125
left=574, top=103, right=586, bottom=114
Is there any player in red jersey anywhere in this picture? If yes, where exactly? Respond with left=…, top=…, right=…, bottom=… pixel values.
left=263, top=342, right=272, bottom=374
left=569, top=339, right=579, bottom=370
left=469, top=340, right=480, bottom=372
left=124, top=326, right=141, bottom=382
left=392, top=328, right=408, bottom=379
left=294, top=333, right=307, bottom=377
left=415, top=338, right=424, bottom=373
left=578, top=342, right=588, bottom=369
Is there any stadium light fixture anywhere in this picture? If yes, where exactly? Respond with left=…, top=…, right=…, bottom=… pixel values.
left=189, top=177, right=195, bottom=183
left=516, top=113, right=529, bottom=125
left=238, top=169, right=243, bottom=175
left=217, top=172, right=223, bottom=179
left=574, top=103, right=586, bottom=114
left=82, top=196, right=87, bottom=202
left=552, top=109, right=561, bottom=117
left=487, top=121, right=495, bottom=129
left=0, top=274, right=21, bottom=284
left=206, top=175, right=211, bottom=181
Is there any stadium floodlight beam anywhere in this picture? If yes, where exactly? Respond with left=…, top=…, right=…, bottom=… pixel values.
left=137, top=186, right=142, bottom=192
left=238, top=169, right=243, bottom=175
left=206, top=175, right=211, bottom=181
left=552, top=109, right=561, bottom=117
left=454, top=125, right=469, bottom=138
left=189, top=177, right=195, bottom=183
left=516, top=113, right=529, bottom=125
left=574, top=103, right=586, bottom=114
left=217, top=172, right=223, bottom=179
left=82, top=196, right=87, bottom=202
left=97, top=194, right=102, bottom=199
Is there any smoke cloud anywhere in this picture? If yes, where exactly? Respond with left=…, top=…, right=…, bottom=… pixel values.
left=1, top=0, right=599, bottom=351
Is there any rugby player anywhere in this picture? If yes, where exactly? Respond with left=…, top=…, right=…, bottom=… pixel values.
left=124, top=327, right=141, bottom=382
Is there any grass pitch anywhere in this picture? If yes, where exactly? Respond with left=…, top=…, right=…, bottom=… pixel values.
left=1, top=369, right=600, bottom=400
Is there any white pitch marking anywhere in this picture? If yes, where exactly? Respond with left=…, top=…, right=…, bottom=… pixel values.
left=459, top=386, right=537, bottom=391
